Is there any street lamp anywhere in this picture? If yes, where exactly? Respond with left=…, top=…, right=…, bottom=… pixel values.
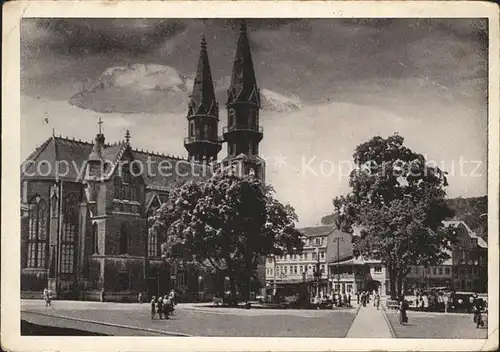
left=332, top=237, right=344, bottom=293
left=314, top=247, right=320, bottom=297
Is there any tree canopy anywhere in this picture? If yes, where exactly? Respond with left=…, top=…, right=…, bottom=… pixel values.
left=151, top=168, right=303, bottom=303
left=333, top=134, right=456, bottom=297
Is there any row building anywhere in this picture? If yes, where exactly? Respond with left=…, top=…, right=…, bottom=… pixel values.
left=265, top=220, right=488, bottom=298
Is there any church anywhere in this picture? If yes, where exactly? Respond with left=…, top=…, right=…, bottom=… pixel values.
left=20, top=22, right=266, bottom=301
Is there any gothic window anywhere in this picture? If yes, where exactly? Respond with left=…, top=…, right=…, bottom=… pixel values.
left=61, top=193, right=78, bottom=274
left=229, top=144, right=234, bottom=156
left=123, top=184, right=130, bottom=200
left=148, top=229, right=158, bottom=257
left=119, top=223, right=129, bottom=254
left=248, top=106, right=255, bottom=127
left=91, top=223, right=99, bottom=254
left=204, top=125, right=209, bottom=140
left=122, top=164, right=132, bottom=184
left=130, top=184, right=136, bottom=201
left=113, top=177, right=121, bottom=199
left=27, top=196, right=48, bottom=268
left=50, top=193, right=58, bottom=218
left=228, top=108, right=235, bottom=127
left=189, top=122, right=194, bottom=137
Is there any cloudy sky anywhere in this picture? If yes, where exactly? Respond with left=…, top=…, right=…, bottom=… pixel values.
left=21, top=18, right=488, bottom=226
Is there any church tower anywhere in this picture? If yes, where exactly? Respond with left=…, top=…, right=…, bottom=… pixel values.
left=184, top=35, right=222, bottom=164
left=223, top=21, right=265, bottom=180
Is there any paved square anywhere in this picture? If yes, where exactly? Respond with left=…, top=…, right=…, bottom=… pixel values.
left=384, top=310, right=488, bottom=339
left=22, top=300, right=357, bottom=337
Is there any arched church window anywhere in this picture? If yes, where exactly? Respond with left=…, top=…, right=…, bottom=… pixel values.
left=122, top=164, right=132, bottom=183
left=228, top=108, right=235, bottom=127
left=119, top=223, right=129, bottom=254
left=61, top=193, right=78, bottom=273
left=122, top=184, right=130, bottom=200
left=248, top=106, right=255, bottom=127
left=189, top=121, right=194, bottom=137
left=113, top=177, right=121, bottom=199
left=50, top=193, right=58, bottom=218
left=91, top=223, right=99, bottom=254
left=204, top=125, right=209, bottom=140
left=27, top=196, right=48, bottom=268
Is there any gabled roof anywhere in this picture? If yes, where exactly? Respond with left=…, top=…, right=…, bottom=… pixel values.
left=21, top=136, right=211, bottom=187
left=443, top=220, right=487, bottom=248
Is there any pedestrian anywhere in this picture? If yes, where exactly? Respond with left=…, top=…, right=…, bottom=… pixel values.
left=43, top=287, right=49, bottom=307
left=443, top=294, right=449, bottom=313
left=157, top=295, right=164, bottom=319
left=347, top=292, right=351, bottom=307
left=169, top=289, right=176, bottom=308
left=138, top=292, right=143, bottom=304
left=472, top=294, right=484, bottom=329
left=162, top=295, right=170, bottom=319
left=399, top=297, right=408, bottom=325
left=374, top=292, right=380, bottom=310
left=100, top=288, right=105, bottom=303
left=150, top=296, right=157, bottom=319
left=423, top=294, right=429, bottom=311
left=47, top=288, right=52, bottom=307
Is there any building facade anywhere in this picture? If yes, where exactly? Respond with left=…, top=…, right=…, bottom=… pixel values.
left=20, top=22, right=266, bottom=301
left=264, top=221, right=488, bottom=298
left=404, top=220, right=488, bottom=294
left=265, top=226, right=331, bottom=296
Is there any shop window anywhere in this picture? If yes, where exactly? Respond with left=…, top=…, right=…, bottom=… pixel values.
left=374, top=266, right=382, bottom=273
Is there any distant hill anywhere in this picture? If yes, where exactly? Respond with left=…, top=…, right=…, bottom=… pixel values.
left=320, top=195, right=488, bottom=239
left=445, top=196, right=488, bottom=239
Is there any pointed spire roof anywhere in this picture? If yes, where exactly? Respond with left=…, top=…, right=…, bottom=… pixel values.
left=227, top=21, right=260, bottom=106
left=188, top=35, right=218, bottom=118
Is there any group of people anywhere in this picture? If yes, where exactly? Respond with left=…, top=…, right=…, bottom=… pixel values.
left=413, top=291, right=447, bottom=311
left=42, top=287, right=53, bottom=307
left=150, top=289, right=177, bottom=320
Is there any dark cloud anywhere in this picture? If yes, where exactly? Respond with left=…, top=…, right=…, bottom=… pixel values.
left=22, top=18, right=187, bottom=55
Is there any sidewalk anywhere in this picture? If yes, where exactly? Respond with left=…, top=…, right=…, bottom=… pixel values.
left=346, top=303, right=393, bottom=338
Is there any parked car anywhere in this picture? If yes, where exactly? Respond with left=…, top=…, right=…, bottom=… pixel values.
left=449, top=291, right=476, bottom=313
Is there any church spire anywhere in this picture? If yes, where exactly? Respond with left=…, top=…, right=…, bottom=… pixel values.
left=184, top=35, right=222, bottom=164
left=188, top=35, right=218, bottom=117
left=227, top=20, right=260, bottom=106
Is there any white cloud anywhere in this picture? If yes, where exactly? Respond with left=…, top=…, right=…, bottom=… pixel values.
left=97, top=63, right=187, bottom=91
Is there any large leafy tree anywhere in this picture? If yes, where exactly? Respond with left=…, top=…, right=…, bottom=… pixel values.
left=152, top=168, right=303, bottom=304
left=333, top=134, right=456, bottom=298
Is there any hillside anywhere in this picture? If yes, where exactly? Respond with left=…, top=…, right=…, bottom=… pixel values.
left=320, top=195, right=488, bottom=240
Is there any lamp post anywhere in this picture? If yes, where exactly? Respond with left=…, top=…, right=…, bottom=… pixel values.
left=198, top=275, right=203, bottom=302
left=332, top=237, right=344, bottom=293
left=272, top=254, right=277, bottom=300
left=314, top=247, right=320, bottom=297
